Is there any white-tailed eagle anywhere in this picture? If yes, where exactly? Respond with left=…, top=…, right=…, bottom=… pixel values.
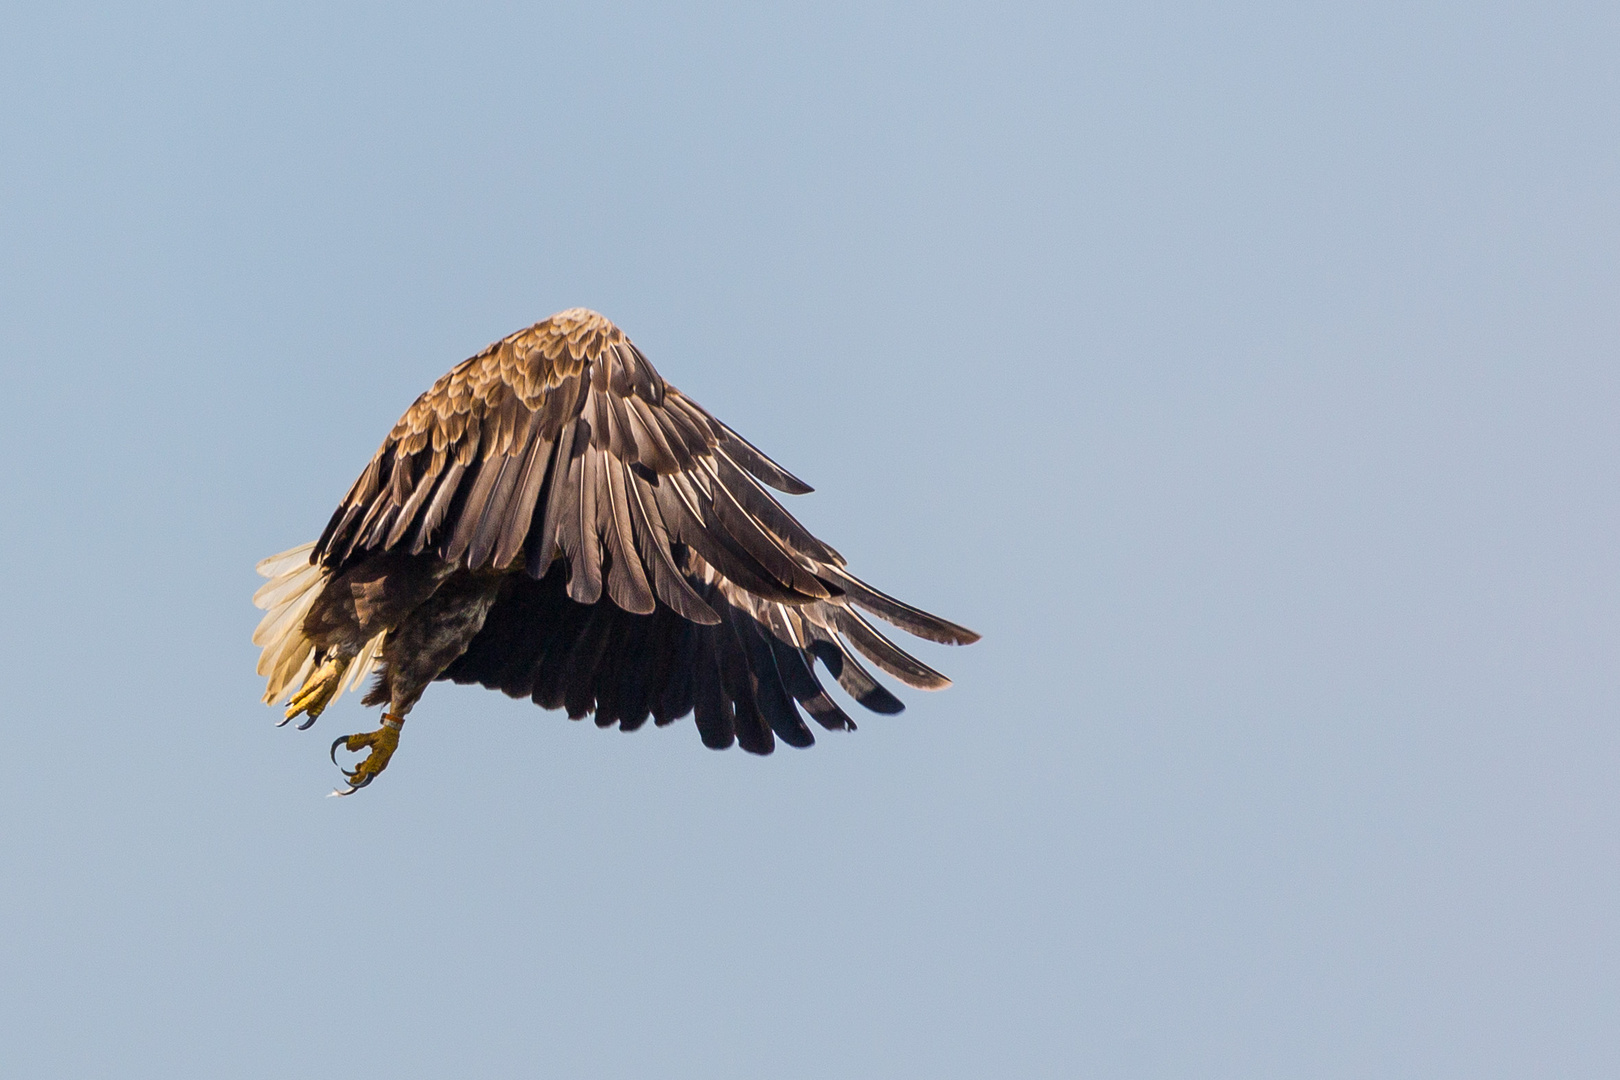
left=252, top=309, right=977, bottom=793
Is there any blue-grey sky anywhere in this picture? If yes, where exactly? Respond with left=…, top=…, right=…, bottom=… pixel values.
left=3, top=2, right=1618, bottom=1077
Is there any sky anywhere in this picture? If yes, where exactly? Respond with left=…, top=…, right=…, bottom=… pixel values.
left=2, top=1, right=1618, bottom=1076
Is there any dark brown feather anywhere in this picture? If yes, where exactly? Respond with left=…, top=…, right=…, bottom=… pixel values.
left=831, top=605, right=951, bottom=690
left=826, top=569, right=982, bottom=645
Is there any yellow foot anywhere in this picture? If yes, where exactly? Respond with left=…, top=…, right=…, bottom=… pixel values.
left=283, top=653, right=351, bottom=729
left=329, top=714, right=404, bottom=796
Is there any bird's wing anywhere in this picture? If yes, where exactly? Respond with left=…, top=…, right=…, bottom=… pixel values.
left=440, top=554, right=963, bottom=754
left=314, top=311, right=833, bottom=613
left=313, top=309, right=977, bottom=750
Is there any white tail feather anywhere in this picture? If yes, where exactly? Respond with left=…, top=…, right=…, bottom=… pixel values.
left=253, top=542, right=384, bottom=707
left=343, top=631, right=386, bottom=696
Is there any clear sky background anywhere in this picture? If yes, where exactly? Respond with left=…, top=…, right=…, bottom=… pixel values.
left=2, top=2, right=1618, bottom=1077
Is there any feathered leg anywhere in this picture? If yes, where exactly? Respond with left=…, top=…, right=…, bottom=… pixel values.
left=330, top=572, right=503, bottom=795
left=263, top=549, right=457, bottom=733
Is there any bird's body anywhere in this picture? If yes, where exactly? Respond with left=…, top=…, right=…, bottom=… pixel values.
left=253, top=309, right=976, bottom=791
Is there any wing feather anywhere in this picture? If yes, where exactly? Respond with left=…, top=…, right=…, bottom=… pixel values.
left=444, top=452, right=504, bottom=565
left=527, top=423, right=577, bottom=580
left=823, top=568, right=982, bottom=645
left=386, top=450, right=445, bottom=549
left=493, top=432, right=554, bottom=571
left=830, top=605, right=951, bottom=690
left=699, top=457, right=833, bottom=598
left=626, top=470, right=721, bottom=624
left=801, top=619, right=906, bottom=714
left=414, top=460, right=466, bottom=553
left=568, top=433, right=605, bottom=604
left=602, top=457, right=656, bottom=614
left=730, top=604, right=815, bottom=747
left=711, top=417, right=813, bottom=494
left=711, top=450, right=843, bottom=565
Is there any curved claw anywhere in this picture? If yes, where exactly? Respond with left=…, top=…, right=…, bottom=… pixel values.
left=275, top=714, right=294, bottom=728
left=323, top=721, right=398, bottom=795
left=327, top=768, right=377, bottom=796
left=297, top=714, right=320, bottom=731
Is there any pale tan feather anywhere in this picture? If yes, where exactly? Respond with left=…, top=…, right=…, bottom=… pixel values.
left=341, top=632, right=386, bottom=696
left=253, top=543, right=329, bottom=704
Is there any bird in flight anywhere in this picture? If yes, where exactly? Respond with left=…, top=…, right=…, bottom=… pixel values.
left=252, top=309, right=977, bottom=794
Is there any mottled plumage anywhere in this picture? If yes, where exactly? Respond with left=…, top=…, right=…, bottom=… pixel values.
left=254, top=308, right=976, bottom=788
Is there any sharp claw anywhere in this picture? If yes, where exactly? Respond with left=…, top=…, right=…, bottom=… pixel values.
left=337, top=770, right=374, bottom=791
left=275, top=714, right=293, bottom=728
left=329, top=785, right=357, bottom=798
left=282, top=655, right=350, bottom=733
left=322, top=719, right=396, bottom=796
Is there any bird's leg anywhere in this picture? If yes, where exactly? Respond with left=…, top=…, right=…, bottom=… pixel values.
left=283, top=652, right=351, bottom=729
left=329, top=712, right=406, bottom=796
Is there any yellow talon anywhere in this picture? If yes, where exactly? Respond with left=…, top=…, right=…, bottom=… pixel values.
left=284, top=653, right=351, bottom=727
left=330, top=714, right=404, bottom=793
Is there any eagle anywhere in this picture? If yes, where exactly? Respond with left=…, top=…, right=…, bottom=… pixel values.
left=252, top=309, right=977, bottom=794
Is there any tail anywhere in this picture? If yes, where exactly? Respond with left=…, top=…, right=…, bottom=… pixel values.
left=252, top=543, right=383, bottom=709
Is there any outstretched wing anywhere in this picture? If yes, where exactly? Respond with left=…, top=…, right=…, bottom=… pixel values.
left=440, top=555, right=966, bottom=754
left=314, top=308, right=977, bottom=751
